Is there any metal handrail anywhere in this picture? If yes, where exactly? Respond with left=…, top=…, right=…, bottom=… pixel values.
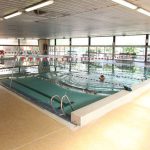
left=50, top=95, right=61, bottom=113
left=10, top=52, right=20, bottom=88
left=50, top=95, right=61, bottom=106
left=60, top=95, right=74, bottom=115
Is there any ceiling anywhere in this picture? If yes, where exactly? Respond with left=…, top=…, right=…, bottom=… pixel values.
left=0, top=0, right=150, bottom=38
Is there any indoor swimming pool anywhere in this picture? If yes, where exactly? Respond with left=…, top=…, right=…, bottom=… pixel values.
left=0, top=57, right=150, bottom=124
left=1, top=63, right=150, bottom=123
left=2, top=76, right=105, bottom=120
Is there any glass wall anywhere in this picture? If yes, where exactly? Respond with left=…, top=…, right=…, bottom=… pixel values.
left=0, top=38, right=18, bottom=56
left=56, top=39, right=69, bottom=45
left=115, top=35, right=146, bottom=62
left=0, top=38, right=18, bottom=45
left=70, top=47, right=88, bottom=72
left=72, top=38, right=88, bottom=45
left=0, top=39, right=18, bottom=71
left=50, top=39, right=55, bottom=46
left=147, top=47, right=150, bottom=62
left=0, top=38, right=39, bottom=76
left=91, top=37, right=113, bottom=45
left=48, top=35, right=149, bottom=73
left=115, top=35, right=145, bottom=45
left=0, top=35, right=150, bottom=76
left=49, top=39, right=71, bottom=72
left=90, top=37, right=113, bottom=61
left=20, top=39, right=39, bottom=55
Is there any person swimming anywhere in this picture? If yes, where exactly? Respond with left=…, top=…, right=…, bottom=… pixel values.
left=99, top=74, right=105, bottom=82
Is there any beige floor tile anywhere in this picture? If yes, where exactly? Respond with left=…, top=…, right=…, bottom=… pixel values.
left=0, top=86, right=150, bottom=150
left=0, top=86, right=65, bottom=150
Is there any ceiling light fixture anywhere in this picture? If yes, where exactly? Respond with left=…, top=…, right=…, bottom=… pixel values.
left=137, top=8, right=150, bottom=17
left=25, top=0, right=54, bottom=12
left=112, top=0, right=137, bottom=9
left=4, top=11, right=22, bottom=19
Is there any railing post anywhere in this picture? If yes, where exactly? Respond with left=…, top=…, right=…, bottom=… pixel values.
left=145, top=34, right=149, bottom=63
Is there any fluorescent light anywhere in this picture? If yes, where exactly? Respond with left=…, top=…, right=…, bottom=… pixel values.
left=137, top=8, right=150, bottom=17
left=25, top=0, right=54, bottom=12
left=4, top=11, right=22, bottom=19
left=112, top=0, right=137, bottom=9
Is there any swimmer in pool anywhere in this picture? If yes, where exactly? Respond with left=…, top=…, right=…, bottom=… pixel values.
left=99, top=74, right=105, bottom=82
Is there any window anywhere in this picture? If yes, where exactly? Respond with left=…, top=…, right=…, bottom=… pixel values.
left=91, top=37, right=113, bottom=45
left=116, top=35, right=146, bottom=45
left=50, top=39, right=55, bottom=46
left=20, top=39, right=38, bottom=45
left=115, top=47, right=145, bottom=62
left=71, top=47, right=88, bottom=58
left=72, top=38, right=88, bottom=45
left=0, top=38, right=18, bottom=45
left=56, top=39, right=69, bottom=45
left=55, top=46, right=69, bottom=56
left=148, top=35, right=150, bottom=45
left=147, top=48, right=150, bottom=62
left=71, top=46, right=88, bottom=72
left=20, top=46, right=39, bottom=55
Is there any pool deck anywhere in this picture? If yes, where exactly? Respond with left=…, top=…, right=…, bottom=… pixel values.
left=0, top=85, right=150, bottom=150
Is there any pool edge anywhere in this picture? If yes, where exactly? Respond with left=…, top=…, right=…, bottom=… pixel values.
left=71, top=79, right=150, bottom=127
left=0, top=85, right=79, bottom=131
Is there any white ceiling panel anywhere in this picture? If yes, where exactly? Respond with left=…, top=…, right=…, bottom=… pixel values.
left=0, top=0, right=150, bottom=38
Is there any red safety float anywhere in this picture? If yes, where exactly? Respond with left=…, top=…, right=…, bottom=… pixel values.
left=29, top=57, right=33, bottom=61
left=36, top=58, right=40, bottom=62
left=43, top=57, right=47, bottom=61
left=21, top=57, right=25, bottom=61
left=0, top=50, right=4, bottom=55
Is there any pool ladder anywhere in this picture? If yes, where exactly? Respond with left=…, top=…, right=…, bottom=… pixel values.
left=50, top=94, right=74, bottom=116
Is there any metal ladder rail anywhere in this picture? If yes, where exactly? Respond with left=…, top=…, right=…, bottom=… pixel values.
left=10, top=50, right=21, bottom=88
left=50, top=95, right=61, bottom=112
left=60, top=95, right=74, bottom=115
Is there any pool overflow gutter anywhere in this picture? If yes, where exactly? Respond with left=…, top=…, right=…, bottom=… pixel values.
left=1, top=72, right=150, bottom=127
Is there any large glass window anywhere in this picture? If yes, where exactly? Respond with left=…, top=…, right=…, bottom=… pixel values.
left=55, top=46, right=69, bottom=56
left=148, top=36, right=150, bottom=45
left=49, top=46, right=55, bottom=56
left=89, top=46, right=112, bottom=60
left=115, top=35, right=146, bottom=62
left=0, top=38, right=18, bottom=45
left=71, top=47, right=88, bottom=59
left=56, top=39, right=69, bottom=45
left=91, top=37, right=113, bottom=45
left=0, top=46, right=18, bottom=56
left=20, top=39, right=38, bottom=45
left=116, top=35, right=146, bottom=45
left=71, top=47, right=88, bottom=71
left=72, top=38, right=88, bottom=45
left=20, top=46, right=39, bottom=55
left=115, top=47, right=145, bottom=62
left=50, top=39, right=55, bottom=46
left=147, top=47, right=150, bottom=62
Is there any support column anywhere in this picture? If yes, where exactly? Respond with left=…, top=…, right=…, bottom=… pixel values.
left=112, top=36, right=115, bottom=60
left=145, top=34, right=149, bottom=63
left=18, top=39, right=21, bottom=73
left=69, top=38, right=72, bottom=72
left=38, top=39, right=50, bottom=73
left=39, top=39, right=49, bottom=55
left=54, top=39, right=57, bottom=72
left=88, top=36, right=91, bottom=74
left=112, top=36, right=116, bottom=75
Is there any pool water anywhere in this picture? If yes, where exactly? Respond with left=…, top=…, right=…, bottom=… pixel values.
left=1, top=61, right=150, bottom=122
left=2, top=76, right=106, bottom=118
